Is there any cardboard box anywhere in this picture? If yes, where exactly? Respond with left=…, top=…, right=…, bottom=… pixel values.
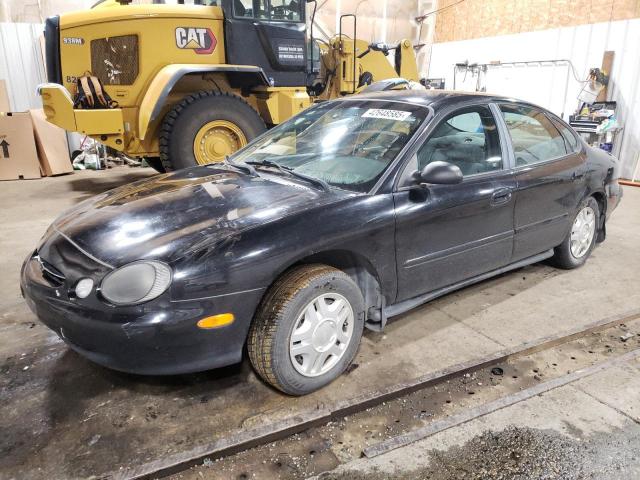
left=30, top=109, right=73, bottom=176
left=0, top=112, right=42, bottom=181
left=0, top=80, right=10, bottom=113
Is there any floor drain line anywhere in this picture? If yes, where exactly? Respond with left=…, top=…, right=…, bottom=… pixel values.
left=363, top=348, right=640, bottom=458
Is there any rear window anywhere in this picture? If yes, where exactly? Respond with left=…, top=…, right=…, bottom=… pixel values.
left=552, top=119, right=581, bottom=153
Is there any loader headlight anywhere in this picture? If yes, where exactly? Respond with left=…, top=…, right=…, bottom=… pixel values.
left=100, top=261, right=171, bottom=305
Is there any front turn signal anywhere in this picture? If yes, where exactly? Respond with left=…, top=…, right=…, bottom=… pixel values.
left=197, top=313, right=235, bottom=329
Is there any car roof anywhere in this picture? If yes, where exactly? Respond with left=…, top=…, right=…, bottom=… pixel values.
left=339, top=89, right=536, bottom=111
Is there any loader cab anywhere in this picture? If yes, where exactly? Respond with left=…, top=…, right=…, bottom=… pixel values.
left=220, top=0, right=307, bottom=87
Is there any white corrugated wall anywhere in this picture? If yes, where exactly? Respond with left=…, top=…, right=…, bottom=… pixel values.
left=427, top=18, right=640, bottom=179
left=0, top=22, right=47, bottom=112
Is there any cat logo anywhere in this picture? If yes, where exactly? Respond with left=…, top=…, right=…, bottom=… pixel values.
left=175, top=27, right=216, bottom=55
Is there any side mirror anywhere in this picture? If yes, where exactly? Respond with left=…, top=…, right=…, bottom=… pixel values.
left=412, top=161, right=463, bottom=185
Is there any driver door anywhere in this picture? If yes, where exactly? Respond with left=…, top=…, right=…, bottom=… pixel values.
left=393, top=104, right=516, bottom=302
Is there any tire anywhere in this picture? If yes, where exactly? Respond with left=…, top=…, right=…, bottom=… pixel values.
left=551, top=196, right=600, bottom=269
left=248, top=264, right=365, bottom=396
left=159, top=91, right=266, bottom=171
left=144, top=157, right=166, bottom=173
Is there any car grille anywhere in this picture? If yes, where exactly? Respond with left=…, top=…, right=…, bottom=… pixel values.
left=33, top=253, right=66, bottom=287
left=90, top=35, right=139, bottom=86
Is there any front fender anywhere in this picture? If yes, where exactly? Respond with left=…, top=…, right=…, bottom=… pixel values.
left=137, top=64, right=270, bottom=140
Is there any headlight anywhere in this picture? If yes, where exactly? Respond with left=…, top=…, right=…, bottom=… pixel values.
left=100, top=261, right=171, bottom=305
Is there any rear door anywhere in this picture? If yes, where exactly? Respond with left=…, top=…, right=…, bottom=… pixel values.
left=496, top=104, right=586, bottom=262
left=393, top=103, right=516, bottom=302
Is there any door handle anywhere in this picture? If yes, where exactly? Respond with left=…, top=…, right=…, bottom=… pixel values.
left=491, top=187, right=512, bottom=206
left=572, top=171, right=585, bottom=181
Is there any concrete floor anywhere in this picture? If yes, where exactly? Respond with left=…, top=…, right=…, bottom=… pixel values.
left=320, top=353, right=640, bottom=480
left=0, top=168, right=639, bottom=479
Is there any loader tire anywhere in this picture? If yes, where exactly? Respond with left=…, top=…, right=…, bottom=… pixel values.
left=144, top=157, right=165, bottom=173
left=159, top=91, right=266, bottom=171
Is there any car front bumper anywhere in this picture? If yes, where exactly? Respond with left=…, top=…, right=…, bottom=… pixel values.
left=20, top=252, right=265, bottom=375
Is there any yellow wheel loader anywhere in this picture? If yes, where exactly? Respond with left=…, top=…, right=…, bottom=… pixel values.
left=39, top=0, right=420, bottom=171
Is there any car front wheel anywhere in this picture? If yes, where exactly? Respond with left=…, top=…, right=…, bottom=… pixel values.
left=248, top=264, right=365, bottom=396
left=551, top=196, right=600, bottom=269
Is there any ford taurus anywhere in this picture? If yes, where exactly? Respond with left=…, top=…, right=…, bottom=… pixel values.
left=21, top=91, right=622, bottom=395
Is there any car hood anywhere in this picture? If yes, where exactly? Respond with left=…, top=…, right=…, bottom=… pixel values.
left=46, top=165, right=352, bottom=267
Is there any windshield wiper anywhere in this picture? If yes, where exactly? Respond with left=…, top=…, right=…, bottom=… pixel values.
left=223, top=155, right=257, bottom=176
left=246, top=159, right=330, bottom=192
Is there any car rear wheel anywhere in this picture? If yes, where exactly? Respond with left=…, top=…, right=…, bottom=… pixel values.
left=551, top=196, right=599, bottom=269
left=247, top=264, right=365, bottom=395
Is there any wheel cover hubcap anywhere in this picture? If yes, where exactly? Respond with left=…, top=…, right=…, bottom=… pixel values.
left=289, top=293, right=354, bottom=377
left=570, top=205, right=596, bottom=258
left=193, top=120, right=247, bottom=165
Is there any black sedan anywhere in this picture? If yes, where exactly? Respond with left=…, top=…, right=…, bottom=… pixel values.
left=21, top=91, right=622, bottom=395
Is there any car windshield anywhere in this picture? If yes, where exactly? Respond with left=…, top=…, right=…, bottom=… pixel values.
left=232, top=100, right=430, bottom=193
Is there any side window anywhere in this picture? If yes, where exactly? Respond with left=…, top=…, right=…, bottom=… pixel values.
left=415, top=106, right=503, bottom=176
left=270, top=0, right=302, bottom=21
left=234, top=0, right=301, bottom=21
left=233, top=0, right=267, bottom=19
left=500, top=105, right=568, bottom=166
left=552, top=119, right=580, bottom=153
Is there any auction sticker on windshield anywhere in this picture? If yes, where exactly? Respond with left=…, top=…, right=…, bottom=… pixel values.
left=362, top=109, right=412, bottom=121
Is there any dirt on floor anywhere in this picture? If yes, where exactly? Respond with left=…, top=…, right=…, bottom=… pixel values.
left=318, top=424, right=640, bottom=480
